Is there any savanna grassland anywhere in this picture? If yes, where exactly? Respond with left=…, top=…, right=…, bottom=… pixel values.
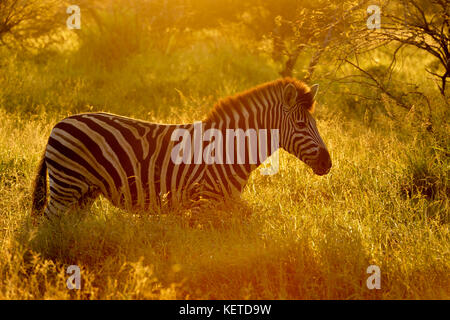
left=0, top=0, right=449, bottom=299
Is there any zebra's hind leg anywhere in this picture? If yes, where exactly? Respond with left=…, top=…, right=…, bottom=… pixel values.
left=44, top=190, right=79, bottom=220
left=45, top=182, right=99, bottom=220
left=77, top=187, right=101, bottom=213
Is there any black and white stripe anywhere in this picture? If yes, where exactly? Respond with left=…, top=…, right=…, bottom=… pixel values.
left=31, top=78, right=331, bottom=218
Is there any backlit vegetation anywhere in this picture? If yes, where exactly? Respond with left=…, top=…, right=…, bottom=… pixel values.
left=0, top=0, right=448, bottom=299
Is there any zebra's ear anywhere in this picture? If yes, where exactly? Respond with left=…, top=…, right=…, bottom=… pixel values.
left=283, top=83, right=298, bottom=109
left=310, top=84, right=319, bottom=100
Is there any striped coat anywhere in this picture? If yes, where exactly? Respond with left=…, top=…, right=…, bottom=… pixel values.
left=32, top=78, right=331, bottom=218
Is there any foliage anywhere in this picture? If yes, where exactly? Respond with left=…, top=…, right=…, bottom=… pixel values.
left=0, top=0, right=65, bottom=49
left=0, top=0, right=448, bottom=300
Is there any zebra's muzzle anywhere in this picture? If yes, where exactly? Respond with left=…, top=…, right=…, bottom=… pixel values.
left=312, top=147, right=332, bottom=176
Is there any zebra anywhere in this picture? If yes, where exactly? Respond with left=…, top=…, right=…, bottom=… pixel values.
left=31, top=78, right=332, bottom=219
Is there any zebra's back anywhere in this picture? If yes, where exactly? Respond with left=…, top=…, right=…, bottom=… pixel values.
left=43, top=112, right=201, bottom=216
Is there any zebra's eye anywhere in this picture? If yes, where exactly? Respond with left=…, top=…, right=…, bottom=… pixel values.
left=296, top=121, right=307, bottom=129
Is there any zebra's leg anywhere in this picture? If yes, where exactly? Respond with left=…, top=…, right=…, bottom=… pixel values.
left=45, top=188, right=101, bottom=221
left=181, top=185, right=225, bottom=227
left=45, top=172, right=89, bottom=220
left=44, top=191, right=78, bottom=220
left=78, top=187, right=101, bottom=212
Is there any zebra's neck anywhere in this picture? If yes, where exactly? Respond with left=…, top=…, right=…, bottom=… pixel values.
left=205, top=82, right=283, bottom=128
left=203, top=83, right=283, bottom=167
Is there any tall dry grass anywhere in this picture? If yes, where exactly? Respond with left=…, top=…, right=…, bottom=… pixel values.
left=0, top=14, right=448, bottom=299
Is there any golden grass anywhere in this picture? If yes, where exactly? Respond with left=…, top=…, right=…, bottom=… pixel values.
left=0, top=107, right=448, bottom=299
left=0, top=21, right=448, bottom=298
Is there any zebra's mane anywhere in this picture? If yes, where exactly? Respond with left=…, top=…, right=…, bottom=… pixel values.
left=204, top=78, right=315, bottom=124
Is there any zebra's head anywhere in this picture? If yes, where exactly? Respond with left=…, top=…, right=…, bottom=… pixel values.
left=279, top=79, right=332, bottom=176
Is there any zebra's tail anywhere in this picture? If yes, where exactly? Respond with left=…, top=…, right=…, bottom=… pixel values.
left=31, top=153, right=48, bottom=217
